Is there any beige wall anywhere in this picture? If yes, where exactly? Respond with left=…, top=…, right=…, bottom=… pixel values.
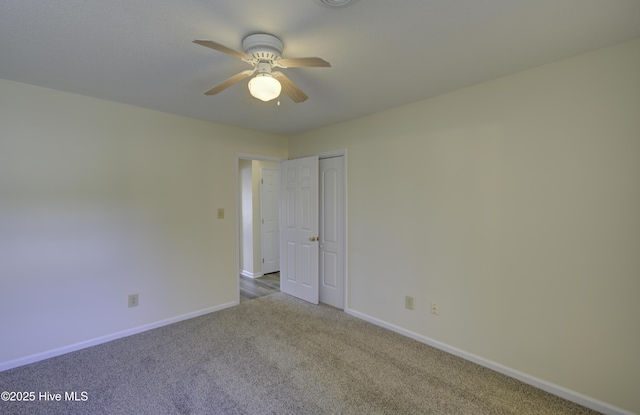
left=0, top=79, right=287, bottom=364
left=1, top=36, right=639, bottom=414
left=289, top=38, right=640, bottom=414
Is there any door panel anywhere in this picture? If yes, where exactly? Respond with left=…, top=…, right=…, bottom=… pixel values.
left=319, top=156, right=344, bottom=308
left=301, top=244, right=312, bottom=286
left=321, top=251, right=338, bottom=287
left=280, top=156, right=319, bottom=304
left=286, top=242, right=296, bottom=281
left=302, top=188, right=311, bottom=230
left=286, top=188, right=296, bottom=227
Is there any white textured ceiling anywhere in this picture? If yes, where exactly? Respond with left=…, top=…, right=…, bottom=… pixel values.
left=1, top=0, right=639, bottom=136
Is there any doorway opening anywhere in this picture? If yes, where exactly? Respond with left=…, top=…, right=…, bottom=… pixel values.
left=236, top=154, right=283, bottom=304
left=235, top=151, right=346, bottom=309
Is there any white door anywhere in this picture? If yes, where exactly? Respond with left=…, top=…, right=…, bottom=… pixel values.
left=261, top=167, right=280, bottom=274
left=319, top=156, right=344, bottom=308
left=280, top=156, right=319, bottom=304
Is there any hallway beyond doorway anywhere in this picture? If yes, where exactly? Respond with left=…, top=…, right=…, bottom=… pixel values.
left=240, top=273, right=280, bottom=303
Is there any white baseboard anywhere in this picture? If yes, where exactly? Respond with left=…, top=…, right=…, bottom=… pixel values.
left=344, top=307, right=634, bottom=415
left=240, top=270, right=263, bottom=279
left=0, top=301, right=237, bottom=373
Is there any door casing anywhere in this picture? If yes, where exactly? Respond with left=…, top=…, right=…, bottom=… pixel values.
left=235, top=150, right=346, bottom=309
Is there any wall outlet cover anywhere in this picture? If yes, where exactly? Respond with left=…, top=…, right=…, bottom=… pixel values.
left=431, top=302, right=439, bottom=315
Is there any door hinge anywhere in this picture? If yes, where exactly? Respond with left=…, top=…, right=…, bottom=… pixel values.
left=261, top=178, right=263, bottom=184
left=262, top=258, right=264, bottom=263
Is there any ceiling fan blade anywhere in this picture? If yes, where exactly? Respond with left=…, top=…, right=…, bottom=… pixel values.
left=193, top=40, right=252, bottom=61
left=272, top=71, right=308, bottom=103
left=277, top=57, right=331, bottom=68
left=204, top=69, right=256, bottom=95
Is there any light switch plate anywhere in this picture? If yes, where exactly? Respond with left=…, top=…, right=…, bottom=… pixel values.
left=405, top=295, right=414, bottom=310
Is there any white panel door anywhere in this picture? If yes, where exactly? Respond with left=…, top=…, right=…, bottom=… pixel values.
left=261, top=167, right=280, bottom=274
left=280, top=156, right=319, bottom=304
left=319, top=156, right=344, bottom=308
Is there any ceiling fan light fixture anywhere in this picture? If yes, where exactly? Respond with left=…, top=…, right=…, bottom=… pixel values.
left=248, top=73, right=281, bottom=102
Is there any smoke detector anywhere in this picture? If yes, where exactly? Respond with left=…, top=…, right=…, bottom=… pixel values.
left=313, top=0, right=358, bottom=8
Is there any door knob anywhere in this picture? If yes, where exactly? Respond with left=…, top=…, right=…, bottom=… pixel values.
left=309, top=236, right=319, bottom=242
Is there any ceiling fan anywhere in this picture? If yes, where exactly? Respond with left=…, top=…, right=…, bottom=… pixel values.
left=193, top=33, right=330, bottom=103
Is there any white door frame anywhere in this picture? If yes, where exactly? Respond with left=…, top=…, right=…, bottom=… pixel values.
left=235, top=150, right=347, bottom=309
left=235, top=153, right=284, bottom=304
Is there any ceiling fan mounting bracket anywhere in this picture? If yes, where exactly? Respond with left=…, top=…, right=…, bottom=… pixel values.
left=254, top=62, right=273, bottom=75
left=242, top=33, right=283, bottom=64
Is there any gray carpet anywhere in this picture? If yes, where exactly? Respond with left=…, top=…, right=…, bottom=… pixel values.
left=0, top=293, right=601, bottom=415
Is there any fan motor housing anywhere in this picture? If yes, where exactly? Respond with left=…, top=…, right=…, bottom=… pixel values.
left=242, top=33, right=283, bottom=61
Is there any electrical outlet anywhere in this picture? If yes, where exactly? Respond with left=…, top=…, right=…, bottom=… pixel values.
left=128, top=294, right=139, bottom=308
left=405, top=295, right=414, bottom=310
left=431, top=302, right=439, bottom=315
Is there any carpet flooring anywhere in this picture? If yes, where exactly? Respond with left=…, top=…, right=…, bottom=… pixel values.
left=0, top=293, right=601, bottom=415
